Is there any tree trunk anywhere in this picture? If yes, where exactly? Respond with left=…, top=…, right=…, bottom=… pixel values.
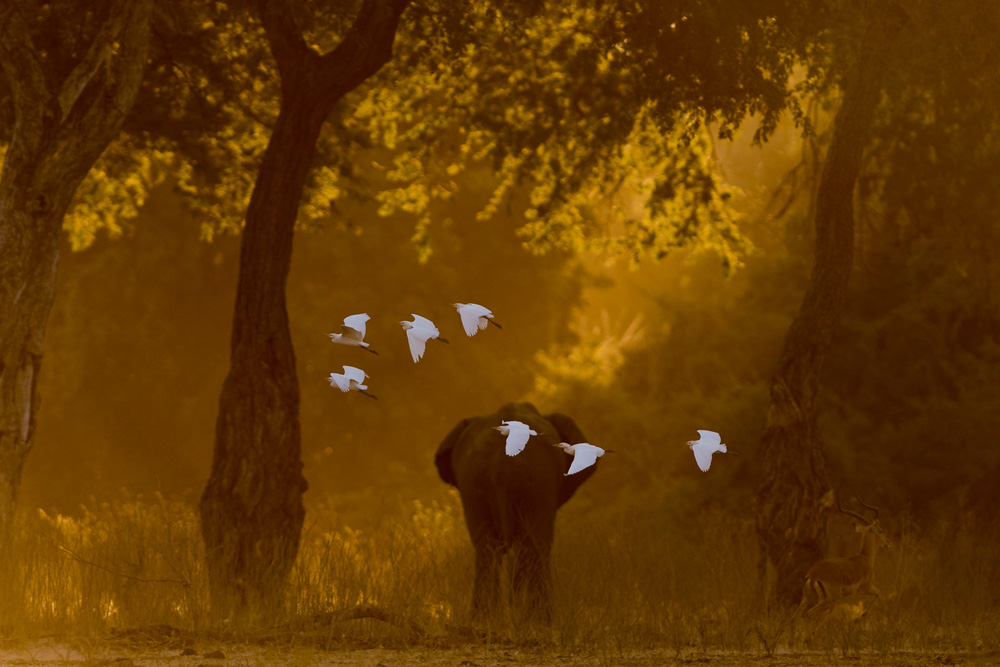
left=198, top=0, right=409, bottom=622
left=0, top=0, right=152, bottom=546
left=199, top=98, right=321, bottom=621
left=755, top=5, right=907, bottom=607
left=0, top=207, right=60, bottom=542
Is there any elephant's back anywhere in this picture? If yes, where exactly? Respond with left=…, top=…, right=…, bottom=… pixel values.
left=451, top=404, right=566, bottom=493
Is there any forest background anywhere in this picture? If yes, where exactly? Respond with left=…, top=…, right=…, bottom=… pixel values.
left=2, top=0, right=1000, bottom=653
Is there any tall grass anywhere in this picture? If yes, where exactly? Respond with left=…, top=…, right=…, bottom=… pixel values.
left=1, top=493, right=207, bottom=638
left=2, top=489, right=998, bottom=653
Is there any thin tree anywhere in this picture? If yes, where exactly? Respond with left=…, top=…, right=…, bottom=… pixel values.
left=0, top=0, right=152, bottom=543
left=754, top=3, right=909, bottom=606
left=198, top=0, right=410, bottom=621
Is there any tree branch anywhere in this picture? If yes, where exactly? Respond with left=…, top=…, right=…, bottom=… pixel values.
left=57, top=546, right=190, bottom=587
left=254, top=0, right=312, bottom=88
left=255, top=0, right=410, bottom=107
left=56, top=0, right=129, bottom=121
left=45, top=0, right=153, bottom=205
left=0, top=1, right=51, bottom=138
left=314, top=0, right=410, bottom=107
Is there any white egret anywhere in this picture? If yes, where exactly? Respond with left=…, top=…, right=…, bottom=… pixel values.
left=453, top=302, right=503, bottom=337
left=400, top=313, right=449, bottom=363
left=554, top=442, right=607, bottom=475
left=327, top=365, right=377, bottom=400
left=494, top=420, right=537, bottom=456
left=329, top=313, right=377, bottom=354
left=687, top=430, right=730, bottom=471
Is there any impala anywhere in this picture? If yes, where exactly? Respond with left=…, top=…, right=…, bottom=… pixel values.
left=794, top=495, right=890, bottom=627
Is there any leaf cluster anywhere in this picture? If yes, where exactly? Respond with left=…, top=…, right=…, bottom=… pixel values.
left=357, top=0, right=837, bottom=264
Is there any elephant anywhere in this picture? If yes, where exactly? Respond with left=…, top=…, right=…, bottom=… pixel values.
left=434, top=401, right=600, bottom=622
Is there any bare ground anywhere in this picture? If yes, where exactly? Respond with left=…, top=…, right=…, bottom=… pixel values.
left=1, top=640, right=997, bottom=667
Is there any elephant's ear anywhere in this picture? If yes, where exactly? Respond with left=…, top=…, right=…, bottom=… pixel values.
left=546, top=412, right=588, bottom=445
left=546, top=412, right=597, bottom=506
left=435, top=417, right=474, bottom=487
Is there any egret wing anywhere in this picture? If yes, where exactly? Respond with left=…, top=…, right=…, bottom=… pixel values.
left=343, top=365, right=368, bottom=383
left=406, top=328, right=429, bottom=362
left=691, top=444, right=714, bottom=472
left=411, top=314, right=438, bottom=333
left=328, top=372, right=350, bottom=392
left=336, top=326, right=363, bottom=344
left=343, top=313, right=369, bottom=337
left=566, top=444, right=601, bottom=475
left=459, top=304, right=492, bottom=336
left=504, top=421, right=535, bottom=456
left=458, top=307, right=482, bottom=337
left=695, top=430, right=721, bottom=447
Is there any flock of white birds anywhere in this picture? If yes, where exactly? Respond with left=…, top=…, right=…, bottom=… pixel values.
left=327, top=303, right=734, bottom=475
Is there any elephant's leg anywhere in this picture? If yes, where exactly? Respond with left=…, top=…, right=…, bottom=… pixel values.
left=512, top=550, right=552, bottom=623
left=471, top=538, right=503, bottom=621
left=509, top=523, right=554, bottom=623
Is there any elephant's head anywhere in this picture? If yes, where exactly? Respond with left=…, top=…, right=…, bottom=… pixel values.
left=434, top=402, right=600, bottom=622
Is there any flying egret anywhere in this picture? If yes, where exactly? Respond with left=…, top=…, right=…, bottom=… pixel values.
left=327, top=365, right=377, bottom=400
left=494, top=420, right=537, bottom=456
left=400, top=313, right=449, bottom=363
left=687, top=430, right=730, bottom=471
left=453, top=302, right=503, bottom=337
left=554, top=442, right=607, bottom=475
left=329, top=313, right=377, bottom=354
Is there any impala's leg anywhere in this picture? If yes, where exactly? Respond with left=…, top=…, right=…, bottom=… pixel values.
left=790, top=579, right=814, bottom=644
left=860, top=584, right=882, bottom=618
left=806, top=598, right=837, bottom=618
left=798, top=582, right=839, bottom=641
left=804, top=580, right=835, bottom=618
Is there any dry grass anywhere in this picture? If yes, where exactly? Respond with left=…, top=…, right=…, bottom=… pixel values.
left=2, top=490, right=998, bottom=658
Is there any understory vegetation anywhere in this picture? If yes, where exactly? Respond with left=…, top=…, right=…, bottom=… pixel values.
left=2, top=491, right=997, bottom=656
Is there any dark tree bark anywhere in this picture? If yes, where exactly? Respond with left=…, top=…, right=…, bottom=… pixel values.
left=198, top=0, right=410, bottom=622
left=0, top=0, right=152, bottom=544
left=755, top=5, right=908, bottom=607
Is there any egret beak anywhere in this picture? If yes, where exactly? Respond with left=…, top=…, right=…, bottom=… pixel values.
left=436, top=337, right=450, bottom=344
left=489, top=319, right=503, bottom=329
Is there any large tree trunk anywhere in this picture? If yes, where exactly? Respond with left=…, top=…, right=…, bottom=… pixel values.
left=198, top=101, right=318, bottom=622
left=0, top=0, right=152, bottom=545
left=198, top=0, right=409, bottom=623
left=755, top=5, right=907, bottom=607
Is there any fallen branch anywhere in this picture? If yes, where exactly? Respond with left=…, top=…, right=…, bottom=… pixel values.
left=310, top=605, right=427, bottom=638
left=57, top=545, right=190, bottom=587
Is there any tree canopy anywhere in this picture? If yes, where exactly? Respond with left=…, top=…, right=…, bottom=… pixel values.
left=5, top=0, right=1000, bottom=626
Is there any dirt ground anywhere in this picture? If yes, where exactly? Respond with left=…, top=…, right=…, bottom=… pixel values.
left=0, top=641, right=997, bottom=667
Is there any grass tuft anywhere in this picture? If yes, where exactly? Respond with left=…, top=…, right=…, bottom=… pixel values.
left=2, top=489, right=998, bottom=655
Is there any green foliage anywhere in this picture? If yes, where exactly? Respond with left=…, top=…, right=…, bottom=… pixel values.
left=0, top=1, right=372, bottom=249
left=63, top=144, right=174, bottom=250
left=355, top=0, right=832, bottom=264
left=4, top=0, right=831, bottom=257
